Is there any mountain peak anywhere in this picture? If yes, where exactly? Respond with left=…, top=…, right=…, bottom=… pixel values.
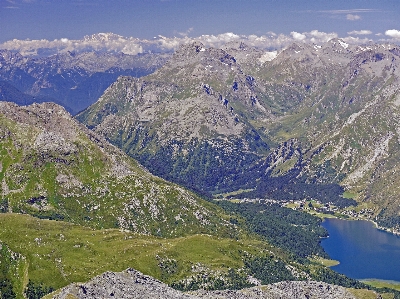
left=83, top=32, right=125, bottom=42
left=323, top=38, right=351, bottom=52
left=223, top=40, right=249, bottom=51
left=176, top=41, right=206, bottom=54
left=274, top=42, right=314, bottom=60
left=0, top=49, right=24, bottom=64
left=328, top=38, right=349, bottom=48
left=165, top=41, right=208, bottom=67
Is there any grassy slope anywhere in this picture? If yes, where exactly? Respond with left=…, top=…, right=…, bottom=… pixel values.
left=4, top=213, right=386, bottom=299
left=363, top=280, right=400, bottom=291
left=0, top=103, right=237, bottom=238
left=0, top=213, right=275, bottom=294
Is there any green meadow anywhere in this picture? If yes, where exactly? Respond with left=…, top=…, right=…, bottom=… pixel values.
left=0, top=213, right=275, bottom=294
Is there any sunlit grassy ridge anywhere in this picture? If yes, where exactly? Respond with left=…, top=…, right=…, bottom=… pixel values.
left=5, top=213, right=376, bottom=298
left=0, top=214, right=280, bottom=295
left=0, top=102, right=237, bottom=238
left=1, top=212, right=393, bottom=299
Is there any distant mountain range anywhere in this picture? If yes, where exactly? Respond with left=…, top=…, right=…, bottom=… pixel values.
left=0, top=49, right=170, bottom=114
left=77, top=38, right=400, bottom=230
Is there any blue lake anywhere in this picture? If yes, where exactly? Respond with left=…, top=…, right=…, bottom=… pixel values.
left=321, top=218, right=400, bottom=281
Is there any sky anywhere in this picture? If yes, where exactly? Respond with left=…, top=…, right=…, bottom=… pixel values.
left=1, top=0, right=400, bottom=55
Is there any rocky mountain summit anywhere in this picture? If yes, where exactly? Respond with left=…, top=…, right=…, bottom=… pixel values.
left=78, top=38, right=400, bottom=230
left=50, top=268, right=359, bottom=299
left=0, top=49, right=170, bottom=114
left=76, top=41, right=274, bottom=194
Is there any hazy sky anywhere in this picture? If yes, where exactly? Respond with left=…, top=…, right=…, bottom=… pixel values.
left=1, top=0, right=399, bottom=43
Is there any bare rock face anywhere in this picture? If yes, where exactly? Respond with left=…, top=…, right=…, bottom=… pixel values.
left=265, top=281, right=356, bottom=299
left=192, top=281, right=357, bottom=299
left=52, top=269, right=194, bottom=299
left=50, top=269, right=357, bottom=299
left=34, top=131, right=78, bottom=155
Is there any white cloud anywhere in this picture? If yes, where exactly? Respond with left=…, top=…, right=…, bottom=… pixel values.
left=346, top=14, right=361, bottom=21
left=308, top=30, right=338, bottom=43
left=177, top=27, right=194, bottom=37
left=121, top=43, right=143, bottom=55
left=0, top=33, right=145, bottom=56
left=291, top=31, right=306, bottom=41
left=385, top=29, right=400, bottom=39
left=198, top=32, right=241, bottom=47
left=319, top=9, right=378, bottom=14
left=347, top=30, right=372, bottom=35
left=0, top=31, right=312, bottom=56
left=342, top=36, right=371, bottom=44
left=2, top=30, right=398, bottom=58
left=3, top=0, right=35, bottom=7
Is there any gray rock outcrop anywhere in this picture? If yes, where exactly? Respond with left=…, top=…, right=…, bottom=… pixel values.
left=52, top=268, right=194, bottom=299
left=50, top=268, right=357, bottom=299
left=192, top=281, right=357, bottom=299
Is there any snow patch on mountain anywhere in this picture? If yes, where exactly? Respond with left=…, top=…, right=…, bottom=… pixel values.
left=258, top=51, right=277, bottom=63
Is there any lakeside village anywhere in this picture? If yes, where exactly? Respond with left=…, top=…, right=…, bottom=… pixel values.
left=221, top=197, right=400, bottom=236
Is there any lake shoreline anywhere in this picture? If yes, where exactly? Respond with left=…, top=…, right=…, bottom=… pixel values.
left=315, top=211, right=400, bottom=237
left=362, top=279, right=400, bottom=284
left=321, top=217, right=400, bottom=283
left=361, top=279, right=400, bottom=291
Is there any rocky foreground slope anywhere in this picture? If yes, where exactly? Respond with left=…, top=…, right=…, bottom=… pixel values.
left=49, top=268, right=358, bottom=299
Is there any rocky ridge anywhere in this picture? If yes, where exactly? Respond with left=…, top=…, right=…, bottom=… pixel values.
left=49, top=268, right=359, bottom=299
